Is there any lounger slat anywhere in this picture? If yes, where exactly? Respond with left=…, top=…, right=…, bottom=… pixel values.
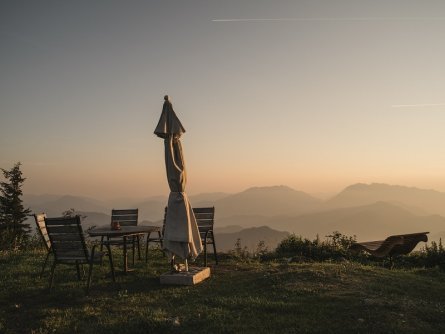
left=349, top=232, right=429, bottom=258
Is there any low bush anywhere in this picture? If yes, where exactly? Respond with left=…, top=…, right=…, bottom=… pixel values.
left=274, top=231, right=357, bottom=262
left=395, top=239, right=445, bottom=269
left=271, top=232, right=445, bottom=270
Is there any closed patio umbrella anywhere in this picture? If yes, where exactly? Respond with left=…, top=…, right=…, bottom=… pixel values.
left=154, top=96, right=202, bottom=268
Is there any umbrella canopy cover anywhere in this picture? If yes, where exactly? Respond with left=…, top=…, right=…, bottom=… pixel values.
left=154, top=98, right=185, bottom=139
left=154, top=98, right=202, bottom=260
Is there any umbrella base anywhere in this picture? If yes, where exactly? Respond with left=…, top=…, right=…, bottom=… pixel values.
left=160, top=266, right=210, bottom=285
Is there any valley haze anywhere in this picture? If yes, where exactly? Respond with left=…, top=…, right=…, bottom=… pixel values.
left=24, top=183, right=445, bottom=251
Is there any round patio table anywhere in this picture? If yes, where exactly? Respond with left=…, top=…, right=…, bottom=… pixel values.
left=89, top=225, right=161, bottom=273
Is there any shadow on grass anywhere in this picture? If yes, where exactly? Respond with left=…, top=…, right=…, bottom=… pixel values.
left=2, top=250, right=445, bottom=333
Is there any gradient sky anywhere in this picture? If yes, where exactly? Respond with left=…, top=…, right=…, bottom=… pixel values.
left=1, top=0, right=445, bottom=199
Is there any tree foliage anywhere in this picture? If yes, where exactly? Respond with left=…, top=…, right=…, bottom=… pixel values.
left=0, top=162, right=32, bottom=250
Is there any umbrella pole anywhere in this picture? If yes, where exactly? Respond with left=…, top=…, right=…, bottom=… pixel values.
left=170, top=255, right=189, bottom=272
left=171, top=256, right=176, bottom=271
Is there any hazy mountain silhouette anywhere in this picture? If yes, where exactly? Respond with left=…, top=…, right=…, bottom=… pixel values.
left=214, top=186, right=321, bottom=218
left=24, top=192, right=231, bottom=222
left=215, top=226, right=289, bottom=252
left=218, top=215, right=272, bottom=228
left=326, top=183, right=445, bottom=215
left=24, top=184, right=445, bottom=246
left=263, top=202, right=445, bottom=242
left=24, top=186, right=320, bottom=221
left=190, top=192, right=230, bottom=206
left=134, top=199, right=166, bottom=222
left=26, top=195, right=108, bottom=217
left=215, top=225, right=245, bottom=234
left=23, top=194, right=61, bottom=207
left=77, top=211, right=111, bottom=229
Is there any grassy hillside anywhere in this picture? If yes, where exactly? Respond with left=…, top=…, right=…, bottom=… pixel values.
left=1, top=249, right=445, bottom=333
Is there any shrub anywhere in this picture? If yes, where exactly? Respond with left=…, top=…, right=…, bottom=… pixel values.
left=398, top=239, right=445, bottom=269
left=229, top=238, right=250, bottom=260
left=275, top=231, right=357, bottom=262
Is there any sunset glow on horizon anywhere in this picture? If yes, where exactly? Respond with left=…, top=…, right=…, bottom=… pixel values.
left=2, top=0, right=445, bottom=200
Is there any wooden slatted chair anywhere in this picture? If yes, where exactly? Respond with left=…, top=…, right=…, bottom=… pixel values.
left=160, top=206, right=218, bottom=266
left=349, top=232, right=429, bottom=265
left=34, top=213, right=52, bottom=277
left=102, top=209, right=142, bottom=265
left=45, top=216, right=115, bottom=294
left=194, top=207, right=218, bottom=266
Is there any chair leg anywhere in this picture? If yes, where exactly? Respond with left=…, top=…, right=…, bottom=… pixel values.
left=137, top=235, right=141, bottom=260
left=49, top=261, right=57, bottom=292
left=145, top=232, right=151, bottom=263
left=100, top=236, right=110, bottom=266
left=132, top=237, right=136, bottom=266
left=160, top=231, right=166, bottom=257
left=86, top=250, right=98, bottom=295
left=86, top=261, right=94, bottom=294
left=123, top=236, right=128, bottom=273
left=212, top=237, right=218, bottom=265
left=204, top=241, right=208, bottom=267
left=158, top=231, right=163, bottom=248
left=40, top=251, right=51, bottom=277
left=105, top=244, right=116, bottom=283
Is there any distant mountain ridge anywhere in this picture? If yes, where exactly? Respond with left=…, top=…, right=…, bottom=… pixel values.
left=214, top=185, right=322, bottom=218
left=327, top=183, right=445, bottom=216
left=217, top=201, right=445, bottom=242
left=25, top=194, right=109, bottom=217
left=24, top=183, right=445, bottom=244
left=25, top=186, right=321, bottom=221
left=275, top=201, right=444, bottom=240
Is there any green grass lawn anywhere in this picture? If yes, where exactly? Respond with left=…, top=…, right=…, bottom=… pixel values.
left=1, top=248, right=445, bottom=334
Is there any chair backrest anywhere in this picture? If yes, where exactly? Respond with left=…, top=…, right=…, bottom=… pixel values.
left=111, top=209, right=138, bottom=227
left=45, top=216, right=89, bottom=261
left=34, top=213, right=51, bottom=251
left=162, top=207, right=215, bottom=233
left=193, top=207, right=215, bottom=234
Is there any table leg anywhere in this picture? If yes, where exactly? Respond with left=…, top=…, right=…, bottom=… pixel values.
left=132, top=236, right=136, bottom=266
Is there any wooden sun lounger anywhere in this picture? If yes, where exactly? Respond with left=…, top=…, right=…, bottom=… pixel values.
left=349, top=232, right=429, bottom=258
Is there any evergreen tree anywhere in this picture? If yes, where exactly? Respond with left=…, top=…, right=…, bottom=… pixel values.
left=0, top=162, right=32, bottom=249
